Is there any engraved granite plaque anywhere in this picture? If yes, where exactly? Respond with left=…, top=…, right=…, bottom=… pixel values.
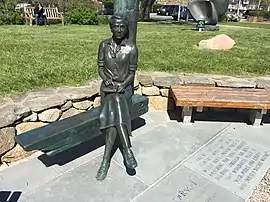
left=183, top=135, right=270, bottom=199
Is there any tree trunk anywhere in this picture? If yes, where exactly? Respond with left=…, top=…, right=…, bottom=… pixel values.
left=114, top=0, right=139, bottom=44
left=139, top=0, right=155, bottom=21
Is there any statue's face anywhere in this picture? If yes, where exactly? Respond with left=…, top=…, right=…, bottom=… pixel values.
left=111, top=19, right=127, bottom=40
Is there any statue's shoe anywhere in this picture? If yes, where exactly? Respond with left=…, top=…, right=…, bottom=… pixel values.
left=96, top=162, right=110, bottom=181
left=124, top=149, right=138, bottom=169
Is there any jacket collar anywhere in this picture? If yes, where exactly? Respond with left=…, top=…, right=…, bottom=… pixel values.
left=107, top=38, right=127, bottom=46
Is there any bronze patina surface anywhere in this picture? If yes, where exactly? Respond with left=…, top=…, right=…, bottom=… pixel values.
left=188, top=0, right=229, bottom=25
left=96, top=14, right=139, bottom=181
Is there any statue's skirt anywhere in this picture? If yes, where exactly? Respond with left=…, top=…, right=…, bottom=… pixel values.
left=99, top=84, right=132, bottom=137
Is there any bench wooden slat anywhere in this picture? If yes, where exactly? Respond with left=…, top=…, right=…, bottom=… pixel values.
left=15, top=94, right=148, bottom=156
left=174, top=97, right=270, bottom=108
left=174, top=89, right=270, bottom=97
left=172, top=92, right=270, bottom=99
left=174, top=95, right=270, bottom=102
left=172, top=90, right=270, bottom=99
left=171, top=86, right=268, bottom=93
left=173, top=94, right=270, bottom=101
left=176, top=102, right=269, bottom=109
left=174, top=96, right=270, bottom=104
left=171, top=86, right=262, bottom=91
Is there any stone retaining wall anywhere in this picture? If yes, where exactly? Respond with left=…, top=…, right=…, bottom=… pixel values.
left=1, top=72, right=270, bottom=165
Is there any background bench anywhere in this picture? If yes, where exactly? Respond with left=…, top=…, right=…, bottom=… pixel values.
left=23, top=7, right=64, bottom=26
left=170, top=86, right=270, bottom=126
left=15, top=94, right=148, bottom=156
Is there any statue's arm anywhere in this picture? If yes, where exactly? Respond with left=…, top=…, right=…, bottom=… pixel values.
left=129, top=45, right=138, bottom=72
left=97, top=41, right=109, bottom=82
left=120, top=45, right=138, bottom=89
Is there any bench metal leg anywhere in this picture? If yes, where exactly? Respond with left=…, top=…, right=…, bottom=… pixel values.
left=181, top=106, right=193, bottom=124
left=249, top=109, right=267, bottom=126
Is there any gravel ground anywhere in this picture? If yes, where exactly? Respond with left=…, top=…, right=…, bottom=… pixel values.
left=248, top=168, right=270, bottom=202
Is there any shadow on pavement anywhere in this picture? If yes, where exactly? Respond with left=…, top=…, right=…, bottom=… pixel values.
left=167, top=107, right=270, bottom=125
left=38, top=117, right=146, bottom=170
left=0, top=191, right=22, bottom=202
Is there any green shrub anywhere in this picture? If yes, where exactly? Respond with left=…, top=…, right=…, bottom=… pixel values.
left=219, top=14, right=227, bottom=22
left=247, top=10, right=270, bottom=20
left=263, top=11, right=270, bottom=19
left=0, top=13, right=4, bottom=25
left=8, top=10, right=24, bottom=25
left=98, top=15, right=110, bottom=24
left=67, top=7, right=99, bottom=25
left=0, top=10, right=24, bottom=25
left=249, top=10, right=269, bottom=17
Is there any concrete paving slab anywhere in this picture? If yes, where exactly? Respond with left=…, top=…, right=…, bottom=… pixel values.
left=224, top=123, right=270, bottom=149
left=0, top=158, right=60, bottom=193
left=131, top=120, right=161, bottom=137
left=20, top=156, right=148, bottom=202
left=141, top=110, right=173, bottom=123
left=183, top=126, right=270, bottom=199
left=133, top=166, right=244, bottom=202
left=113, top=120, right=230, bottom=185
left=164, top=121, right=231, bottom=145
left=52, top=145, right=104, bottom=174
left=130, top=111, right=169, bottom=136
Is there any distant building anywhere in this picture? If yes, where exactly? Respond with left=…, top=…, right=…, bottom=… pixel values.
left=228, top=0, right=260, bottom=11
left=156, top=0, right=266, bottom=11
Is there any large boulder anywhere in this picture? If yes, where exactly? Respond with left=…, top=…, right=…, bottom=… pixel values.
left=198, top=34, right=236, bottom=50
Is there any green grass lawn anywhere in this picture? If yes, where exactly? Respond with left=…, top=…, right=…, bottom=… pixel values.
left=220, top=21, right=270, bottom=29
left=0, top=23, right=269, bottom=96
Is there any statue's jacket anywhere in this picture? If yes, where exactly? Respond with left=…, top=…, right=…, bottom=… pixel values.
left=98, top=37, right=138, bottom=137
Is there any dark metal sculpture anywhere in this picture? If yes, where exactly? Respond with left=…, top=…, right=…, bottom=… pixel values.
left=96, top=14, right=139, bottom=181
left=187, top=0, right=229, bottom=25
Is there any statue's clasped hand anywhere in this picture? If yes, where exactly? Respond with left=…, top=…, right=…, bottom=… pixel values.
left=105, top=75, right=118, bottom=86
left=117, top=84, right=125, bottom=93
left=104, top=79, right=114, bottom=86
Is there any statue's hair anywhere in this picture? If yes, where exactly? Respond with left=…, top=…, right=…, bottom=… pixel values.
left=109, top=14, right=129, bottom=28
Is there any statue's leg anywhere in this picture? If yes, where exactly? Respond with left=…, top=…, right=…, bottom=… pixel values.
left=96, top=127, right=117, bottom=181
left=116, top=124, right=138, bottom=169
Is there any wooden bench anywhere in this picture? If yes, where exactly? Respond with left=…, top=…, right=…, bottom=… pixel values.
left=23, top=7, right=64, bottom=26
left=170, top=86, right=270, bottom=126
left=15, top=94, right=148, bottom=156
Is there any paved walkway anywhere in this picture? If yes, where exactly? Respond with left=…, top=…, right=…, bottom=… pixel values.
left=1, top=110, right=270, bottom=202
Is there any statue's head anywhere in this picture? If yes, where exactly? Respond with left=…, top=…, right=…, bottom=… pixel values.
left=109, top=14, right=129, bottom=40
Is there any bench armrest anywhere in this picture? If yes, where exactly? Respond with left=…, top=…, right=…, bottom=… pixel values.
left=58, top=12, right=64, bottom=18
left=24, top=12, right=34, bottom=19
